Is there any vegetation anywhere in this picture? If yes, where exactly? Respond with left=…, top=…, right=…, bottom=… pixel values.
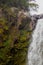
left=0, top=0, right=38, bottom=65
left=0, top=0, right=38, bottom=10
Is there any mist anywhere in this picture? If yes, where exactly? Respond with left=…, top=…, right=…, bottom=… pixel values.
left=30, top=0, right=43, bottom=15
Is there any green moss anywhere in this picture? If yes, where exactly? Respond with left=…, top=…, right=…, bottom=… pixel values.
left=0, top=6, right=32, bottom=65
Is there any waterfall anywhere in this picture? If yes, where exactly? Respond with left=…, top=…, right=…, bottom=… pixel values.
left=28, top=19, right=43, bottom=65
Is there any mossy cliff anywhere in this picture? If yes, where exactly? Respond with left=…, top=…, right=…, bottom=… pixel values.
left=0, top=7, right=37, bottom=65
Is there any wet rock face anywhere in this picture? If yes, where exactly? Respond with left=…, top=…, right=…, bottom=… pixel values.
left=0, top=7, right=43, bottom=65
left=29, top=14, right=43, bottom=31
left=28, top=16, right=37, bottom=31
left=32, top=14, right=43, bottom=19
left=29, top=20, right=36, bottom=31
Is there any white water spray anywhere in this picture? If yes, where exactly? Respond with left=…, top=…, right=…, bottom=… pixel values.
left=28, top=19, right=43, bottom=65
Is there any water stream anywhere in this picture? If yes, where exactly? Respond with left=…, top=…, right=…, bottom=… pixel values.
left=28, top=19, right=43, bottom=65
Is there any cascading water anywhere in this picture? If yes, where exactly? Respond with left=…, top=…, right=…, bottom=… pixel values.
left=28, top=19, right=43, bottom=65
